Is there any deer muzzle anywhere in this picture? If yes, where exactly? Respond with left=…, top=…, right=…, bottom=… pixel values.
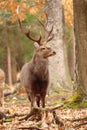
left=50, top=50, right=56, bottom=56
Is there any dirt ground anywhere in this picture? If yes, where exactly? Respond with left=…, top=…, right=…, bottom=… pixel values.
left=0, top=93, right=87, bottom=130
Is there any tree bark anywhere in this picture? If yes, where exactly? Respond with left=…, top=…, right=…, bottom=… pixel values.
left=46, top=0, right=72, bottom=92
left=68, top=39, right=75, bottom=81
left=5, top=27, right=12, bottom=85
left=7, top=44, right=12, bottom=85
left=73, top=0, right=87, bottom=96
left=65, top=26, right=75, bottom=81
left=11, top=58, right=17, bottom=83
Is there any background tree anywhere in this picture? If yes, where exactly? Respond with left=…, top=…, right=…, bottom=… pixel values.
left=73, top=0, right=87, bottom=98
left=63, top=0, right=75, bottom=81
left=46, top=0, right=73, bottom=92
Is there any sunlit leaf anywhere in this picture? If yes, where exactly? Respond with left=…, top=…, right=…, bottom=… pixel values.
left=0, top=19, right=3, bottom=24
left=18, top=12, right=26, bottom=21
left=0, top=4, right=2, bottom=10
left=11, top=14, right=17, bottom=23
left=62, top=0, right=73, bottom=26
left=40, top=12, right=46, bottom=20
left=29, top=7, right=39, bottom=15
left=0, top=0, right=46, bottom=23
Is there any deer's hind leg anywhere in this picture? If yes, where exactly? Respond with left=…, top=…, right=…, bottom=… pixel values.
left=41, top=94, right=46, bottom=108
left=30, top=93, right=35, bottom=110
left=36, top=96, right=40, bottom=107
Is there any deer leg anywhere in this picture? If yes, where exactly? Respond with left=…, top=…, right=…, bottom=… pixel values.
left=30, top=94, right=35, bottom=110
left=26, top=90, right=31, bottom=102
left=36, top=96, right=40, bottom=107
left=41, top=95, right=45, bottom=108
left=28, top=95, right=31, bottom=102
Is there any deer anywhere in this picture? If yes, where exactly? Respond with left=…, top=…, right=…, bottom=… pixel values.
left=18, top=16, right=56, bottom=110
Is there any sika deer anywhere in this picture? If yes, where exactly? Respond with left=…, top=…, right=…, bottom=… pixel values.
left=18, top=16, right=56, bottom=109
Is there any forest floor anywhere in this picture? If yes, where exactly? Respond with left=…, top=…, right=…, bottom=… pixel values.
left=1, top=92, right=87, bottom=130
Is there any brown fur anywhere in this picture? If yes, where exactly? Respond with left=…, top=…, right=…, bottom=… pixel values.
left=20, top=43, right=56, bottom=109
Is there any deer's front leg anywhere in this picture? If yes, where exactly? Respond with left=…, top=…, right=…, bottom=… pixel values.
left=30, top=93, right=35, bottom=110
left=41, top=95, right=45, bottom=108
left=36, top=96, right=40, bottom=107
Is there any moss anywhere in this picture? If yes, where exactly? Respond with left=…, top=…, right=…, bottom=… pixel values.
left=4, top=84, right=10, bottom=89
left=52, top=100, right=62, bottom=106
left=5, top=96, right=26, bottom=103
left=4, top=118, right=12, bottom=122
left=80, top=100, right=87, bottom=108
left=37, top=121, right=42, bottom=127
left=64, top=103, right=79, bottom=109
left=63, top=89, right=84, bottom=108
left=64, top=100, right=87, bottom=109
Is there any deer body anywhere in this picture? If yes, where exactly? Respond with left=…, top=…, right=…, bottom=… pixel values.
left=20, top=55, right=49, bottom=108
left=20, top=44, right=55, bottom=108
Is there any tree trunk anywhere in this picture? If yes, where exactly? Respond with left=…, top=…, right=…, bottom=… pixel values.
left=46, top=0, right=72, bottom=92
left=68, top=32, right=75, bottom=81
left=5, top=28, right=12, bottom=85
left=11, top=58, right=17, bottom=83
left=7, top=44, right=12, bottom=85
left=73, top=0, right=87, bottom=96
left=3, top=51, right=8, bottom=84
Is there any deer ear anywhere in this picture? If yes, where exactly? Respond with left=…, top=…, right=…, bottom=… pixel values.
left=34, top=42, right=40, bottom=49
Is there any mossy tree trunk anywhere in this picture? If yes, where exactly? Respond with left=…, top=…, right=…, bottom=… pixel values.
left=73, top=0, right=87, bottom=97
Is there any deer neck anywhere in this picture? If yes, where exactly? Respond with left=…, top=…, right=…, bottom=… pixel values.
left=31, top=53, right=49, bottom=80
left=32, top=53, right=49, bottom=66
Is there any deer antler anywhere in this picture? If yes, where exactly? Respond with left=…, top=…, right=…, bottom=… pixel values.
left=17, top=6, right=42, bottom=45
left=18, top=18, right=42, bottom=45
left=17, top=6, right=53, bottom=45
left=38, top=14, right=54, bottom=43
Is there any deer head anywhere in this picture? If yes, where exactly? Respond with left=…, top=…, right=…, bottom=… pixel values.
left=17, top=14, right=56, bottom=59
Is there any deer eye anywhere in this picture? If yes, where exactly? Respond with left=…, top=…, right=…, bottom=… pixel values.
left=41, top=47, right=45, bottom=50
left=47, top=47, right=51, bottom=50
